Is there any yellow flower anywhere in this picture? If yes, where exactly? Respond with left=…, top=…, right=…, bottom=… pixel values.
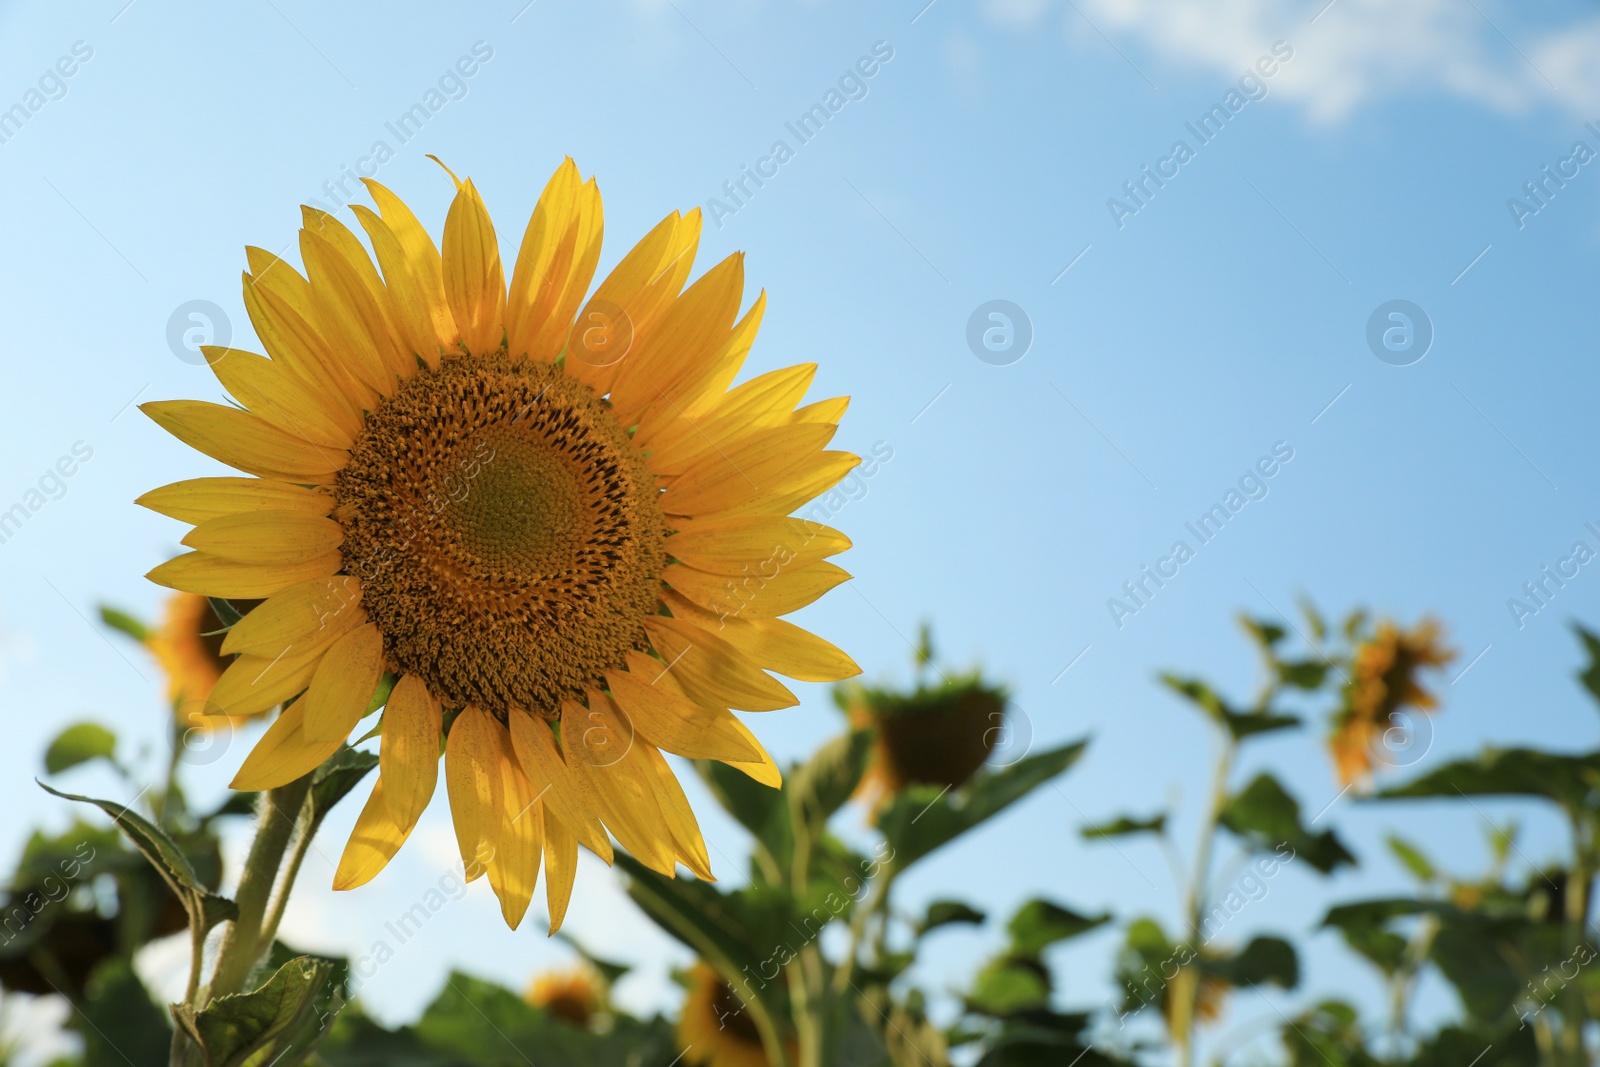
left=677, top=962, right=777, bottom=1067
left=139, top=158, right=861, bottom=931
left=1329, top=618, right=1454, bottom=786
left=844, top=673, right=1005, bottom=810
left=525, top=965, right=602, bottom=1027
left=145, top=592, right=262, bottom=732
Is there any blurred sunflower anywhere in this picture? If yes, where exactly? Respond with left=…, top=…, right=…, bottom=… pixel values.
left=677, top=962, right=775, bottom=1067
left=525, top=965, right=602, bottom=1027
left=139, top=158, right=860, bottom=931
left=145, top=592, right=262, bottom=732
left=843, top=671, right=1006, bottom=811
left=1328, top=618, right=1454, bottom=786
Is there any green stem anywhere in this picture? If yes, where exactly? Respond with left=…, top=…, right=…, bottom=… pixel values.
left=258, top=802, right=316, bottom=954
left=1176, top=726, right=1237, bottom=1067
left=204, top=776, right=314, bottom=1003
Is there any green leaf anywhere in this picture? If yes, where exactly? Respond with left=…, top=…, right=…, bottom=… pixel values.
left=38, top=782, right=237, bottom=935
left=1376, top=747, right=1600, bottom=812
left=1240, top=616, right=1287, bottom=650
left=74, top=958, right=173, bottom=1067
left=1575, top=624, right=1600, bottom=708
left=1201, top=935, right=1298, bottom=990
left=43, top=722, right=118, bottom=774
left=306, top=747, right=379, bottom=838
left=1386, top=834, right=1435, bottom=882
left=173, top=954, right=341, bottom=1067
left=966, top=956, right=1052, bottom=1016
left=1220, top=710, right=1301, bottom=740
left=878, top=739, right=1087, bottom=872
left=697, top=758, right=794, bottom=876
left=793, top=729, right=873, bottom=829
left=209, top=596, right=244, bottom=626
left=1218, top=773, right=1356, bottom=874
left=1276, top=660, right=1330, bottom=690
left=917, top=899, right=987, bottom=936
left=1321, top=899, right=1424, bottom=977
left=1081, top=812, right=1166, bottom=839
left=1006, top=899, right=1109, bottom=956
left=98, top=604, right=150, bottom=642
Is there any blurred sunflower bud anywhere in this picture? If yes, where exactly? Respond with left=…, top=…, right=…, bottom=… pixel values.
left=1327, top=618, right=1454, bottom=788
left=841, top=667, right=1008, bottom=811
left=525, top=965, right=603, bottom=1028
left=144, top=593, right=262, bottom=732
left=677, top=961, right=786, bottom=1067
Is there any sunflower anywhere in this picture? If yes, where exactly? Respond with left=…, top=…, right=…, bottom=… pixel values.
left=525, top=965, right=603, bottom=1027
left=145, top=592, right=262, bottom=732
left=843, top=671, right=1006, bottom=811
left=139, top=158, right=861, bottom=931
left=677, top=962, right=776, bottom=1067
left=1328, top=618, right=1453, bottom=786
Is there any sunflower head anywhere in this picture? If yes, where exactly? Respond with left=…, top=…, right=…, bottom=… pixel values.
left=525, top=965, right=603, bottom=1028
left=138, top=158, right=861, bottom=932
left=843, top=670, right=1007, bottom=809
left=677, top=962, right=776, bottom=1067
left=145, top=593, right=262, bottom=732
left=1328, top=618, right=1454, bottom=786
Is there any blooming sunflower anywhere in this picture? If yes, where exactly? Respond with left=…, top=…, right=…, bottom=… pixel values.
left=677, top=962, right=777, bottom=1067
left=525, top=965, right=603, bottom=1027
left=146, top=592, right=264, bottom=733
left=1328, top=618, right=1453, bottom=786
left=138, top=158, right=861, bottom=931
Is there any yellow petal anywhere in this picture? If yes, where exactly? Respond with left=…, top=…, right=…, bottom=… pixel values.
left=182, top=511, right=345, bottom=565
left=142, top=400, right=348, bottom=483
left=487, top=741, right=544, bottom=930
left=643, top=355, right=809, bottom=473
left=446, top=706, right=504, bottom=880
left=689, top=451, right=862, bottom=521
left=333, top=777, right=412, bottom=890
left=663, top=560, right=852, bottom=621
left=663, top=591, right=860, bottom=683
left=644, top=615, right=797, bottom=711
left=561, top=695, right=677, bottom=875
left=543, top=807, right=577, bottom=934
left=378, top=674, right=442, bottom=833
left=666, top=516, right=849, bottom=576
left=361, top=178, right=458, bottom=354
left=794, top=396, right=849, bottom=424
left=607, top=657, right=764, bottom=764
left=242, top=266, right=374, bottom=421
left=507, top=159, right=604, bottom=363
left=352, top=204, right=442, bottom=368
left=506, top=711, right=612, bottom=862
left=300, top=224, right=399, bottom=397
left=301, top=207, right=415, bottom=386
left=147, top=550, right=342, bottom=600
left=722, top=716, right=784, bottom=788
left=207, top=643, right=326, bottom=718
left=563, top=210, right=698, bottom=396
left=137, top=478, right=332, bottom=525
left=202, top=347, right=355, bottom=449
left=442, top=178, right=506, bottom=355
left=229, top=697, right=347, bottom=790
left=608, top=252, right=744, bottom=428
left=659, top=422, right=837, bottom=518
left=303, top=622, right=384, bottom=744
left=222, top=576, right=363, bottom=656
left=637, top=744, right=712, bottom=880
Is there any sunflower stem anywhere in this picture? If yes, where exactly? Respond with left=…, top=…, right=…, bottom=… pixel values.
left=204, top=774, right=315, bottom=1004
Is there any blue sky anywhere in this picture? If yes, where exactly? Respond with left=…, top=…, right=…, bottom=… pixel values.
left=3, top=0, right=1600, bottom=1059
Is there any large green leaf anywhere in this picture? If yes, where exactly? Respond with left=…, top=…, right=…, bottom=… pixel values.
left=966, top=956, right=1051, bottom=1016
left=917, top=899, right=987, bottom=936
left=697, top=758, right=794, bottom=876
left=307, top=747, right=380, bottom=838
left=74, top=958, right=173, bottom=1067
left=793, top=729, right=873, bottom=829
left=1219, top=773, right=1355, bottom=874
left=1376, top=747, right=1600, bottom=812
left=878, top=739, right=1087, bottom=871
left=1321, top=898, right=1421, bottom=976
left=39, top=783, right=237, bottom=935
left=173, top=954, right=341, bottom=1067
left=43, top=722, right=118, bottom=774
left=1005, top=899, right=1109, bottom=956
left=1201, top=935, right=1299, bottom=990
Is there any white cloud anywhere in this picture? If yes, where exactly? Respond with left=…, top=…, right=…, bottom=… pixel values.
left=990, top=0, right=1600, bottom=123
